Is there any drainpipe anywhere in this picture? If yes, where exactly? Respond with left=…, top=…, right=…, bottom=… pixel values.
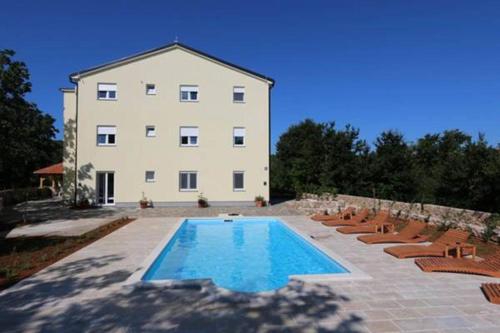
left=268, top=84, right=272, bottom=203
left=70, top=76, right=79, bottom=205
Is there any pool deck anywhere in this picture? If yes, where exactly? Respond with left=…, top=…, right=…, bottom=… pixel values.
left=1, top=215, right=499, bottom=332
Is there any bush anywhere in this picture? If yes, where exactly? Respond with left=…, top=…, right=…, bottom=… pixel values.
left=0, top=187, right=53, bottom=206
left=482, top=214, right=500, bottom=242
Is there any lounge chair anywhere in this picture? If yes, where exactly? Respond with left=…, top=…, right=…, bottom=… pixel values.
left=357, top=220, right=428, bottom=244
left=384, top=229, right=470, bottom=259
left=482, top=283, right=500, bottom=304
left=311, top=207, right=355, bottom=222
left=321, top=208, right=369, bottom=227
left=336, top=210, right=391, bottom=234
left=415, top=253, right=500, bottom=278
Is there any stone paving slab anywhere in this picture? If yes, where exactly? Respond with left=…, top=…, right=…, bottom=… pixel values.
left=0, top=215, right=499, bottom=333
left=6, top=217, right=116, bottom=238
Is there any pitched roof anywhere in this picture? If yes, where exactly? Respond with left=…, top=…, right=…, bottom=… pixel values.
left=69, top=42, right=275, bottom=86
left=33, top=162, right=63, bottom=175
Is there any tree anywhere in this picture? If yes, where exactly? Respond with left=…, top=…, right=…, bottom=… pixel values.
left=272, top=119, right=500, bottom=212
left=367, top=131, right=417, bottom=201
left=0, top=49, right=59, bottom=189
left=414, top=133, right=441, bottom=203
left=433, top=130, right=471, bottom=208
left=320, top=124, right=370, bottom=195
left=463, top=134, right=500, bottom=212
left=273, top=119, right=326, bottom=194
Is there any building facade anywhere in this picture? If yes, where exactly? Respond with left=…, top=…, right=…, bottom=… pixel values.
left=62, top=43, right=274, bottom=206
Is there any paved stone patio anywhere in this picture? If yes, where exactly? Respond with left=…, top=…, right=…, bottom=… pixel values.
left=0, top=215, right=499, bottom=332
left=6, top=217, right=116, bottom=238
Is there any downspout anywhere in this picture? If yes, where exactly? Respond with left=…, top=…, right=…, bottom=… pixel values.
left=70, top=76, right=79, bottom=205
left=268, top=81, right=273, bottom=203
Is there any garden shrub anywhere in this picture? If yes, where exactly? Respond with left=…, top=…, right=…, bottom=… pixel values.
left=482, top=214, right=500, bottom=242
left=0, top=187, right=53, bottom=206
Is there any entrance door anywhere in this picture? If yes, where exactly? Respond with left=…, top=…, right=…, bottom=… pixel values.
left=96, top=172, right=115, bottom=205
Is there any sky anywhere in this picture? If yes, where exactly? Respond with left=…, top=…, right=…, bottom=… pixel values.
left=2, top=0, right=500, bottom=150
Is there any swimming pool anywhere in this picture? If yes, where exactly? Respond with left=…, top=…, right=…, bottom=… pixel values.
left=142, top=218, right=350, bottom=292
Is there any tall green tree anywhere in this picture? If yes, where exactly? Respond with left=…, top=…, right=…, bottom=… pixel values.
left=370, top=131, right=417, bottom=201
left=320, top=124, right=370, bottom=195
left=0, top=49, right=59, bottom=189
left=273, top=119, right=326, bottom=194
left=463, top=134, right=500, bottom=212
left=414, top=133, right=441, bottom=203
left=272, top=119, right=500, bottom=212
left=433, top=130, right=471, bottom=208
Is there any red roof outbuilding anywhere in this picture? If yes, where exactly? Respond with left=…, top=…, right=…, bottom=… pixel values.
left=33, top=162, right=63, bottom=175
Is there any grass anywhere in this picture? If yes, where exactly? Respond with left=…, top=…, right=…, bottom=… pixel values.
left=0, top=217, right=135, bottom=290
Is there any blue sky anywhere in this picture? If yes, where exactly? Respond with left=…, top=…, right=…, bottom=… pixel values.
left=2, top=0, right=500, bottom=149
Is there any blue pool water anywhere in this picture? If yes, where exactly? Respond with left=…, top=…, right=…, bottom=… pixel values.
left=142, top=218, right=349, bottom=292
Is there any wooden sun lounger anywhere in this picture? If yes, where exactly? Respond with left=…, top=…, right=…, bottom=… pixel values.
left=321, top=209, right=369, bottom=227
left=311, top=207, right=355, bottom=222
left=336, top=210, right=391, bottom=234
left=357, top=220, right=428, bottom=244
left=415, top=253, right=500, bottom=278
left=482, top=283, right=500, bottom=304
left=384, top=229, right=470, bottom=259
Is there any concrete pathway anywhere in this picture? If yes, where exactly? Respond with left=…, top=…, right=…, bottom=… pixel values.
left=0, top=216, right=499, bottom=332
left=6, top=217, right=116, bottom=238
left=0, top=198, right=121, bottom=224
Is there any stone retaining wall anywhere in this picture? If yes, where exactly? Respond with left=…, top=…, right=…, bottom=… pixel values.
left=286, top=193, right=499, bottom=239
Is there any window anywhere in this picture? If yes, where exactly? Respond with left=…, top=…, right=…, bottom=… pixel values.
left=233, top=127, right=246, bottom=147
left=145, top=171, right=155, bottom=182
left=179, top=171, right=197, bottom=191
left=180, top=85, right=199, bottom=101
left=233, top=86, right=245, bottom=102
left=97, top=126, right=116, bottom=146
left=97, top=83, right=117, bottom=100
left=146, top=84, right=156, bottom=95
left=233, top=171, right=245, bottom=191
left=146, top=126, right=156, bottom=137
left=180, top=127, right=199, bottom=146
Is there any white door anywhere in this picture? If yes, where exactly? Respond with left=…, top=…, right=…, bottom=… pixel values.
left=96, top=172, right=115, bottom=205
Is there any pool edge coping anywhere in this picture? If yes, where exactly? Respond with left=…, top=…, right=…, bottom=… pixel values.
left=125, top=218, right=186, bottom=287
left=124, top=216, right=372, bottom=290
left=279, top=217, right=372, bottom=283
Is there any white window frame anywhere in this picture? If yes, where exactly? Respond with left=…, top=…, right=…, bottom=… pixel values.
left=96, top=171, right=115, bottom=205
left=97, top=126, right=117, bottom=146
left=146, top=126, right=156, bottom=137
left=179, top=171, right=198, bottom=191
left=180, top=85, right=199, bottom=102
left=233, top=86, right=245, bottom=103
left=145, top=171, right=155, bottom=183
left=233, top=171, right=245, bottom=191
left=180, top=127, right=199, bottom=147
left=146, top=83, right=156, bottom=95
left=233, top=127, right=246, bottom=147
left=97, top=83, right=117, bottom=100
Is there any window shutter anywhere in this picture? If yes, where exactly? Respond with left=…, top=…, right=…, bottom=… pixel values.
left=98, top=126, right=116, bottom=135
left=181, top=127, right=199, bottom=136
left=233, top=128, right=246, bottom=137
left=180, top=86, right=198, bottom=92
left=98, top=83, right=117, bottom=91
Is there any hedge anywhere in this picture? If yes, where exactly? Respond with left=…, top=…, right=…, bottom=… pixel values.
left=0, top=187, right=53, bottom=207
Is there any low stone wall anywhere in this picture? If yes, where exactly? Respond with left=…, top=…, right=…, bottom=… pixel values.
left=287, top=193, right=498, bottom=239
